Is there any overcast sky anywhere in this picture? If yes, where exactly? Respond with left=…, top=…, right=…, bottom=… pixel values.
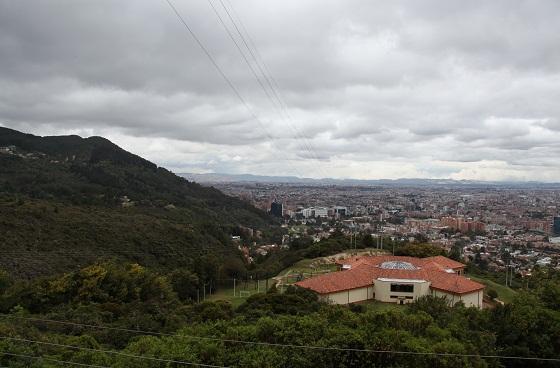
left=1, top=1, right=560, bottom=181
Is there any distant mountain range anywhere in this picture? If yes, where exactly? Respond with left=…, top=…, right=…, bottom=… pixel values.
left=180, top=172, right=560, bottom=188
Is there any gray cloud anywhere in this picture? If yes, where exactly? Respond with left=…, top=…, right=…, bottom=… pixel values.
left=1, top=0, right=560, bottom=180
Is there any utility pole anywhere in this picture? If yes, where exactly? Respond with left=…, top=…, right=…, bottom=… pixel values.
left=505, top=262, right=510, bottom=287
left=510, top=265, right=514, bottom=286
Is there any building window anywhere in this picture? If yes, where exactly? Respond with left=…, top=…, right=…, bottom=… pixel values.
left=390, top=284, right=414, bottom=293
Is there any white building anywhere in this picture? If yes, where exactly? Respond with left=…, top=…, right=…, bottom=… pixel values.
left=296, top=255, right=485, bottom=308
left=300, top=207, right=329, bottom=218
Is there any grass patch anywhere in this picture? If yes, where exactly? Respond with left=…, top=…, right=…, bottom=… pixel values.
left=468, top=275, right=517, bottom=303
left=206, top=279, right=275, bottom=308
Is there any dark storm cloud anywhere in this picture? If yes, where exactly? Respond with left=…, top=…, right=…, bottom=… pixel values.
left=1, top=0, right=560, bottom=180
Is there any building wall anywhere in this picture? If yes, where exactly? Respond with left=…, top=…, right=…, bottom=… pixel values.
left=270, top=202, right=283, bottom=217
left=374, top=279, right=431, bottom=304
left=431, top=289, right=483, bottom=309
left=321, top=286, right=374, bottom=305
left=317, top=283, right=483, bottom=308
left=554, top=216, right=560, bottom=236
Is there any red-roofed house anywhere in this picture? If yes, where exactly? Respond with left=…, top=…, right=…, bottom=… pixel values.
left=296, top=255, right=484, bottom=308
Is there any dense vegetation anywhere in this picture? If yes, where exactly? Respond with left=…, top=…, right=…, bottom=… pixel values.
left=0, top=128, right=275, bottom=278
left=0, top=261, right=559, bottom=367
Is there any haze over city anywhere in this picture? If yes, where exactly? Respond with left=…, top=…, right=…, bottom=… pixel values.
left=2, top=1, right=560, bottom=181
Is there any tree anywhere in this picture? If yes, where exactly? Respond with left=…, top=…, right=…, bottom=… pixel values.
left=170, top=269, right=199, bottom=302
left=487, top=288, right=498, bottom=300
left=395, top=243, right=446, bottom=258
left=448, top=245, right=462, bottom=262
left=362, top=234, right=375, bottom=248
left=290, top=236, right=314, bottom=250
left=219, top=258, right=246, bottom=279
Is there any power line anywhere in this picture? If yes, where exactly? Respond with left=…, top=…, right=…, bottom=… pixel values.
left=3, top=315, right=560, bottom=362
left=218, top=0, right=282, bottom=112
left=162, top=0, right=306, bottom=178
left=206, top=0, right=281, bottom=114
left=209, top=0, right=322, bottom=173
left=218, top=0, right=327, bottom=177
left=0, top=336, right=229, bottom=368
left=0, top=351, right=110, bottom=368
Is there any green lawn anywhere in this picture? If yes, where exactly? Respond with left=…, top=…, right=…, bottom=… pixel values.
left=468, top=275, right=517, bottom=303
left=278, top=259, right=338, bottom=277
left=205, top=279, right=275, bottom=308
left=206, top=291, right=250, bottom=308
left=277, top=248, right=387, bottom=278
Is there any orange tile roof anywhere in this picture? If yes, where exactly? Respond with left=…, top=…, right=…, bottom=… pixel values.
left=296, top=255, right=483, bottom=295
left=422, top=256, right=466, bottom=270
left=427, top=272, right=485, bottom=294
left=295, top=264, right=375, bottom=294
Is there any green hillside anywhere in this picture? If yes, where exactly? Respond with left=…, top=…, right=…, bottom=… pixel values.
left=0, top=127, right=274, bottom=278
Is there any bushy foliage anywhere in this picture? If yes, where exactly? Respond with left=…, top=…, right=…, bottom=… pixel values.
left=237, top=286, right=321, bottom=318
left=0, top=262, right=559, bottom=367
left=0, top=128, right=277, bottom=278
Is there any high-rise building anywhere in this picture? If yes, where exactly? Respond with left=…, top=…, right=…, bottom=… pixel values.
left=270, top=202, right=283, bottom=218
left=554, top=216, right=560, bottom=236
left=332, top=206, right=348, bottom=217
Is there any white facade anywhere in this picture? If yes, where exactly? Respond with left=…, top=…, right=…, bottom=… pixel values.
left=314, top=207, right=328, bottom=218
left=320, top=286, right=374, bottom=305
left=373, top=278, right=431, bottom=304
left=319, top=281, right=483, bottom=308
left=431, top=289, right=483, bottom=309
left=300, top=207, right=329, bottom=218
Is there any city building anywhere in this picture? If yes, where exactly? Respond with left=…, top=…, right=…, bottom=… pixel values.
left=554, top=216, right=560, bottom=236
left=270, top=201, right=283, bottom=218
left=300, top=207, right=328, bottom=218
left=333, top=206, right=348, bottom=217
left=295, top=255, right=484, bottom=308
left=441, top=216, right=485, bottom=233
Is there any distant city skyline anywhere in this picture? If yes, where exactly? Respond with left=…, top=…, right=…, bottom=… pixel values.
left=1, top=1, right=560, bottom=181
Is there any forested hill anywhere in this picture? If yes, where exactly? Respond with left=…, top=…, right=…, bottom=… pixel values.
left=0, top=127, right=274, bottom=278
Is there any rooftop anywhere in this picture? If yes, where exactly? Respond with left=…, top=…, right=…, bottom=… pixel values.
left=297, top=255, right=483, bottom=295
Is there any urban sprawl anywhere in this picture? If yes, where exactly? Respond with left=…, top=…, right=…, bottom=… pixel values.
left=215, top=182, right=560, bottom=277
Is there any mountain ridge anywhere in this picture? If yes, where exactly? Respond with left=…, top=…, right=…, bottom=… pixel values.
left=0, top=127, right=274, bottom=278
left=180, top=172, right=560, bottom=188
